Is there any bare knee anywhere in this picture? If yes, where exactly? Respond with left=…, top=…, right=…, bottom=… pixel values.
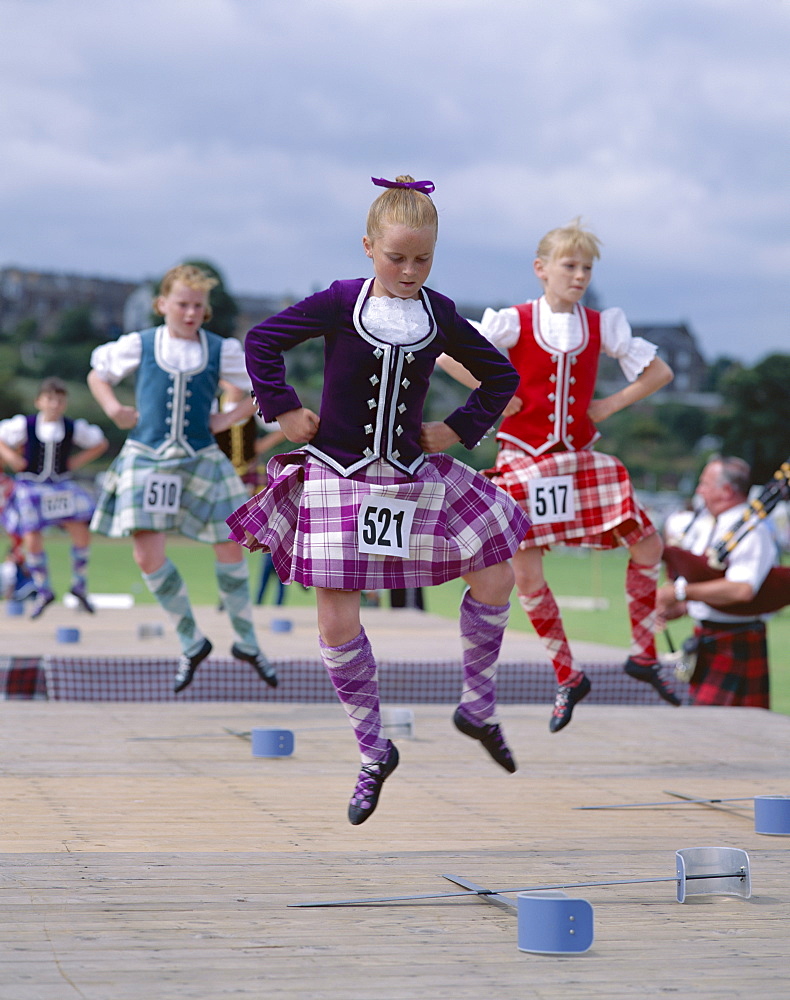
left=24, top=531, right=44, bottom=556
left=132, top=532, right=166, bottom=576
left=464, top=560, right=514, bottom=607
left=513, top=547, right=546, bottom=596
left=214, top=540, right=245, bottom=566
left=316, top=588, right=363, bottom=647
left=630, top=531, right=663, bottom=566
left=65, top=521, right=91, bottom=548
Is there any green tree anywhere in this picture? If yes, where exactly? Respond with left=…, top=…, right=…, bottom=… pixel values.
left=7, top=318, right=41, bottom=377
left=54, top=305, right=100, bottom=346
left=3, top=316, right=38, bottom=347
left=41, top=306, right=103, bottom=380
left=701, top=355, right=741, bottom=392
left=653, top=402, right=710, bottom=451
left=714, top=354, right=790, bottom=482
left=0, top=374, right=24, bottom=419
left=595, top=398, right=717, bottom=491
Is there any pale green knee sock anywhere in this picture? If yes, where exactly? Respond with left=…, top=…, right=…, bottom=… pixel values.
left=215, top=559, right=258, bottom=654
left=142, top=559, right=205, bottom=657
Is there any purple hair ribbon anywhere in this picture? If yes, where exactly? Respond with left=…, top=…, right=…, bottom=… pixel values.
left=371, top=176, right=435, bottom=195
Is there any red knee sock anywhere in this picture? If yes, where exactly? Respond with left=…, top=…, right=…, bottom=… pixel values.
left=626, top=560, right=660, bottom=662
left=519, top=584, right=584, bottom=686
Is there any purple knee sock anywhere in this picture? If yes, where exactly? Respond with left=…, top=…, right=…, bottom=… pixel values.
left=319, top=628, right=389, bottom=764
left=458, top=590, right=510, bottom=725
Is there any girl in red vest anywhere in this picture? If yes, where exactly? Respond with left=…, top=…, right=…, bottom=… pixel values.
left=441, top=219, right=679, bottom=730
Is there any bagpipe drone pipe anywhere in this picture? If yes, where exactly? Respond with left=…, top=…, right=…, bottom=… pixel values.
left=663, top=458, right=790, bottom=616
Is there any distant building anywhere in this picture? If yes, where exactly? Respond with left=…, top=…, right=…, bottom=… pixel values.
left=0, top=266, right=137, bottom=341
left=633, top=323, right=707, bottom=393
left=596, top=322, right=715, bottom=404
left=234, top=293, right=295, bottom=337
left=0, top=268, right=717, bottom=408
left=0, top=267, right=297, bottom=346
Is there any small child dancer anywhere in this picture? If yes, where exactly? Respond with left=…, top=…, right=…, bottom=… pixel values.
left=441, top=218, right=679, bottom=731
left=0, top=376, right=108, bottom=618
left=88, top=265, right=276, bottom=694
left=213, top=383, right=288, bottom=606
left=228, top=175, right=531, bottom=825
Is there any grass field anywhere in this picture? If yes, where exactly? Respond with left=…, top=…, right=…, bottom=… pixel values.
left=28, top=533, right=790, bottom=715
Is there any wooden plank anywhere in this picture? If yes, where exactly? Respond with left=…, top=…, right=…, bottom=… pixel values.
left=0, top=702, right=788, bottom=998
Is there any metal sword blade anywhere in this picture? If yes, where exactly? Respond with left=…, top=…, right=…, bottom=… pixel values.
left=662, top=790, right=756, bottom=815
left=288, top=887, right=496, bottom=907
left=576, top=795, right=754, bottom=810
left=440, top=873, right=517, bottom=909
left=289, top=870, right=746, bottom=907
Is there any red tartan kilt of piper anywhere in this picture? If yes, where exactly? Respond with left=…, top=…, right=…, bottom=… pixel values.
left=691, top=622, right=770, bottom=708
left=486, top=446, right=655, bottom=549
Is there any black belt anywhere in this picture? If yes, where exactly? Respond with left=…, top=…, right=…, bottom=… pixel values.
left=699, top=619, right=763, bottom=630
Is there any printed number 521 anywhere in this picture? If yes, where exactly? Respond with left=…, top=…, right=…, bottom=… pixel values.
left=357, top=495, right=418, bottom=558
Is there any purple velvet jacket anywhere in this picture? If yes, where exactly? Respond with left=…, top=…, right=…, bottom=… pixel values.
left=245, top=277, right=519, bottom=477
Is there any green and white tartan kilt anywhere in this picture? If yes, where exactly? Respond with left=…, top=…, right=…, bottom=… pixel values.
left=91, top=441, right=248, bottom=544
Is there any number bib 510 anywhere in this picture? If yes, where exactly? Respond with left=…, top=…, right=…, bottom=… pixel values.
left=357, top=494, right=418, bottom=558
left=527, top=474, right=575, bottom=524
left=143, top=473, right=182, bottom=514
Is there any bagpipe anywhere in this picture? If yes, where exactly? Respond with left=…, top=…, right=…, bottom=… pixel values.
left=663, top=458, right=790, bottom=616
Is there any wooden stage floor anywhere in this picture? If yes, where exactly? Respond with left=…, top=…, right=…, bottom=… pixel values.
left=1, top=699, right=788, bottom=999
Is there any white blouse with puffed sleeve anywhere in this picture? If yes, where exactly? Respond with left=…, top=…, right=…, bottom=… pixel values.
left=90, top=327, right=251, bottom=390
left=474, top=297, right=657, bottom=382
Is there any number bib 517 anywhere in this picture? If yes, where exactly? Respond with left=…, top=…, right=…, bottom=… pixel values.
left=143, top=473, right=182, bottom=514
left=357, top=494, right=418, bottom=558
left=527, top=474, right=575, bottom=524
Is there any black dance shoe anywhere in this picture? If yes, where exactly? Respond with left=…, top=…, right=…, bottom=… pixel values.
left=29, top=590, right=55, bottom=620
left=173, top=638, right=213, bottom=694
left=348, top=742, right=400, bottom=825
left=231, top=643, right=278, bottom=688
left=69, top=587, right=95, bottom=614
left=549, top=674, right=592, bottom=733
left=453, top=707, right=517, bottom=772
left=624, top=657, right=681, bottom=706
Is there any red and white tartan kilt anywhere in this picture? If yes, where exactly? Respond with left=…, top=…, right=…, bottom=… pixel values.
left=690, top=622, right=770, bottom=708
left=486, top=446, right=655, bottom=549
left=227, top=451, right=531, bottom=591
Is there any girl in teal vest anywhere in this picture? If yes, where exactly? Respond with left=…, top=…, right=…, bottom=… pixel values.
left=89, top=265, right=276, bottom=694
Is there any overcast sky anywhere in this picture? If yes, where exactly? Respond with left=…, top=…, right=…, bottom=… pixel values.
left=2, top=0, right=789, bottom=363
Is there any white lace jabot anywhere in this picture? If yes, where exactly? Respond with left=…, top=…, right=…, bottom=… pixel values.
left=361, top=296, right=430, bottom=346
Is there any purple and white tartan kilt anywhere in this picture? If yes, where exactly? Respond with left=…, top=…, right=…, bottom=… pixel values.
left=227, top=451, right=532, bottom=590
left=91, top=442, right=248, bottom=544
left=1, top=477, right=97, bottom=536
left=690, top=622, right=770, bottom=708
left=486, top=446, right=655, bottom=549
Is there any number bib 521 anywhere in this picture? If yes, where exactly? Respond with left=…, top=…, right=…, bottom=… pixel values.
left=357, top=494, right=418, bottom=558
left=527, top=474, right=575, bottom=524
left=143, top=473, right=182, bottom=514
